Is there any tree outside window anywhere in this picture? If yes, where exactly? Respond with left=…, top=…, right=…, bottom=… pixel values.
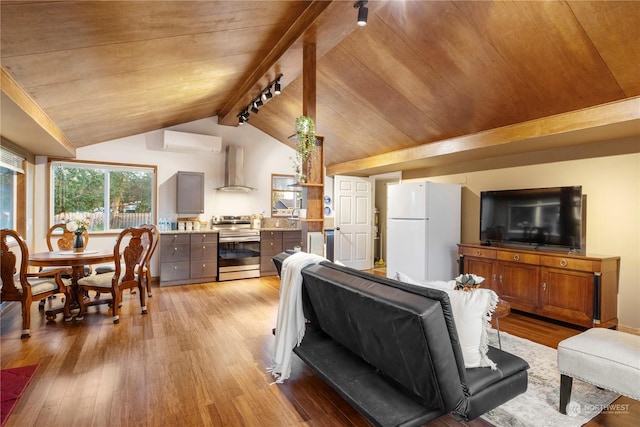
left=50, top=160, right=156, bottom=232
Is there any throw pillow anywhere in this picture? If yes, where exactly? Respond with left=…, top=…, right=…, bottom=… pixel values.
left=394, top=271, right=456, bottom=290
left=395, top=271, right=498, bottom=369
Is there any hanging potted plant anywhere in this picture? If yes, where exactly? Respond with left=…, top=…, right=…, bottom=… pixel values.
left=292, top=115, right=317, bottom=183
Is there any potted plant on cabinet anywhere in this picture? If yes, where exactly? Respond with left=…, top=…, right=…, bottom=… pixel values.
left=292, top=115, right=317, bottom=183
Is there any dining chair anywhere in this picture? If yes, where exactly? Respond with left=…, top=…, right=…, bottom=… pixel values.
left=42, top=223, right=91, bottom=276
left=76, top=227, right=153, bottom=323
left=93, top=223, right=159, bottom=298
left=46, top=222, right=90, bottom=251
left=0, top=229, right=69, bottom=338
left=139, top=223, right=159, bottom=297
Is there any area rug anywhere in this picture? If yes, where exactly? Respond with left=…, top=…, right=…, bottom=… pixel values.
left=1, top=364, right=39, bottom=426
left=481, top=330, right=619, bottom=427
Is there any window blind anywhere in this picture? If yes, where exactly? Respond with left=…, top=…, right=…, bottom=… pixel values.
left=0, top=147, right=25, bottom=173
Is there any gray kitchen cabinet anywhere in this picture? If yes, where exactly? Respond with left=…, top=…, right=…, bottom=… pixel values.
left=176, top=171, right=205, bottom=215
left=160, top=232, right=218, bottom=286
left=190, top=233, right=218, bottom=279
left=260, top=230, right=302, bottom=276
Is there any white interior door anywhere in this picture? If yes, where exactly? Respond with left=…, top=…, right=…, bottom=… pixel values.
left=334, top=175, right=373, bottom=270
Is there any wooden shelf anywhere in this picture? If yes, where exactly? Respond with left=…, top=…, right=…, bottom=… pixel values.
left=290, top=182, right=323, bottom=188
left=299, top=218, right=324, bottom=223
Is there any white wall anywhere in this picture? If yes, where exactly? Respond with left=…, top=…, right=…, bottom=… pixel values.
left=413, top=152, right=640, bottom=331
left=33, top=116, right=295, bottom=267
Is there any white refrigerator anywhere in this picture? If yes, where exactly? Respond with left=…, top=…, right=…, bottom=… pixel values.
left=386, top=181, right=461, bottom=282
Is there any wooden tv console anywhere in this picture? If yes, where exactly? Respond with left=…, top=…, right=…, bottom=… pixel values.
left=458, top=244, right=620, bottom=328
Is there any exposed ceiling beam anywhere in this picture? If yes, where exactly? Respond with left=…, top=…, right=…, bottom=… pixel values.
left=326, top=97, right=640, bottom=177
left=1, top=66, right=75, bottom=157
left=217, top=0, right=332, bottom=126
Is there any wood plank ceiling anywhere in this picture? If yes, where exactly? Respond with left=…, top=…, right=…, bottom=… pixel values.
left=1, top=1, right=639, bottom=175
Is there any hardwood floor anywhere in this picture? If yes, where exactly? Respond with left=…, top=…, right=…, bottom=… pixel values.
left=1, top=276, right=637, bottom=427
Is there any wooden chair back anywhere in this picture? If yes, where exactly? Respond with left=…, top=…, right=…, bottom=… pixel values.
left=1, top=228, right=67, bottom=338
left=140, top=223, right=159, bottom=296
left=0, top=228, right=26, bottom=301
left=114, top=227, right=152, bottom=287
left=46, top=223, right=89, bottom=251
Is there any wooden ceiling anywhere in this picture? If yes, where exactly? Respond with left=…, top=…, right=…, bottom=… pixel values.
left=2, top=1, right=639, bottom=175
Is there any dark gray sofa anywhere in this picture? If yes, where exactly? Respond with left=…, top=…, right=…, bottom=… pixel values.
left=273, top=252, right=529, bottom=427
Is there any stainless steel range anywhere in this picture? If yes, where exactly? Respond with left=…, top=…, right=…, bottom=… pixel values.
left=212, top=215, right=260, bottom=281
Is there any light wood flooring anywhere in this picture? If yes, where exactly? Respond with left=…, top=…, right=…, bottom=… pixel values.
left=1, top=275, right=637, bottom=427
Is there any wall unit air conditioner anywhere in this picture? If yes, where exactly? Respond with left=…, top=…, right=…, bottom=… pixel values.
left=163, top=130, right=222, bottom=153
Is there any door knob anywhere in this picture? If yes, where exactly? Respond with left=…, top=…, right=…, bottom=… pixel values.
left=336, top=227, right=340, bottom=230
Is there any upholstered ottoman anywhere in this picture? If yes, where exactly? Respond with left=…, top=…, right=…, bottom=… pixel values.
left=557, top=328, right=640, bottom=414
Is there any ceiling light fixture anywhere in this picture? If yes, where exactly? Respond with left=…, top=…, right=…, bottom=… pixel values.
left=354, top=0, right=368, bottom=27
left=274, top=76, right=282, bottom=95
left=237, top=74, right=283, bottom=125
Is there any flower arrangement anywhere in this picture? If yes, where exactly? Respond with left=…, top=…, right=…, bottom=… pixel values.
left=65, top=215, right=91, bottom=233
left=454, top=274, right=485, bottom=291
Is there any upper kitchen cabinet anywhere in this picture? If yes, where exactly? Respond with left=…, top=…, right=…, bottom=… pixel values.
left=176, top=171, right=204, bottom=215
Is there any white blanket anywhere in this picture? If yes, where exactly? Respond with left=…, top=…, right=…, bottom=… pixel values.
left=268, top=251, right=326, bottom=383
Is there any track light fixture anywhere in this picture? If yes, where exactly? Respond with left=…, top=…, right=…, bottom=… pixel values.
left=354, top=0, right=368, bottom=27
left=237, top=74, right=284, bottom=125
left=237, top=108, right=250, bottom=125
left=274, top=76, right=281, bottom=95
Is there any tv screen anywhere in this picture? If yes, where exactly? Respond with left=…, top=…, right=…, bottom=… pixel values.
left=480, top=186, right=583, bottom=251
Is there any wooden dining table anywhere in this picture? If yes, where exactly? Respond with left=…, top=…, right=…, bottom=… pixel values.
left=29, top=249, right=115, bottom=321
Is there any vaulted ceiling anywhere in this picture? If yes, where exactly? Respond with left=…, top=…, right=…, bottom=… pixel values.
left=2, top=1, right=639, bottom=176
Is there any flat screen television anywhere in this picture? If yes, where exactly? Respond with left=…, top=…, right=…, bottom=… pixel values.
left=480, top=186, right=584, bottom=252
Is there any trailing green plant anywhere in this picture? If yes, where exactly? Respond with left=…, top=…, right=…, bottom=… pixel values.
left=292, top=115, right=317, bottom=182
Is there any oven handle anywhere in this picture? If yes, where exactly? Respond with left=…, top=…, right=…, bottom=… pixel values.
left=219, top=236, right=260, bottom=243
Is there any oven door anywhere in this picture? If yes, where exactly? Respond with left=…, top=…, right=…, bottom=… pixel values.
left=218, top=238, right=260, bottom=281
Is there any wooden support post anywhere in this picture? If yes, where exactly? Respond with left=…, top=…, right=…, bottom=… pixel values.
left=301, top=41, right=324, bottom=252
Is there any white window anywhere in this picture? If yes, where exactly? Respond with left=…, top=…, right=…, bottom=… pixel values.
left=50, top=160, right=157, bottom=232
left=0, top=147, right=25, bottom=230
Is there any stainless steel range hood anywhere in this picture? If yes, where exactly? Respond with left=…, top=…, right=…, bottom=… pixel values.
left=216, top=145, right=256, bottom=192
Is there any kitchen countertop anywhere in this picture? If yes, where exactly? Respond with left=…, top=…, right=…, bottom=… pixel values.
left=260, top=227, right=301, bottom=232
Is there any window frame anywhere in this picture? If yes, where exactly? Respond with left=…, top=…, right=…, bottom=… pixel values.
left=271, top=174, right=301, bottom=217
left=48, top=158, right=157, bottom=234
left=0, top=146, right=26, bottom=235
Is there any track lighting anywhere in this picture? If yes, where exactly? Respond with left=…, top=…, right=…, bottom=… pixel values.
left=354, top=0, right=368, bottom=27
left=237, top=108, right=251, bottom=125
left=274, top=77, right=281, bottom=95
left=237, top=74, right=283, bottom=126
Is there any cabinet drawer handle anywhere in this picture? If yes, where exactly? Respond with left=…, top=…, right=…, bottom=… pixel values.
left=560, top=259, right=568, bottom=267
left=173, top=266, right=177, bottom=270
left=174, top=247, right=178, bottom=251
left=202, top=246, right=206, bottom=250
left=543, top=282, right=547, bottom=291
left=513, top=254, right=520, bottom=261
left=476, top=250, right=482, bottom=256
left=202, top=264, right=206, bottom=268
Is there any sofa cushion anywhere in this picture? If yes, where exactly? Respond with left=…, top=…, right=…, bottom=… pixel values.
left=395, top=272, right=498, bottom=369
